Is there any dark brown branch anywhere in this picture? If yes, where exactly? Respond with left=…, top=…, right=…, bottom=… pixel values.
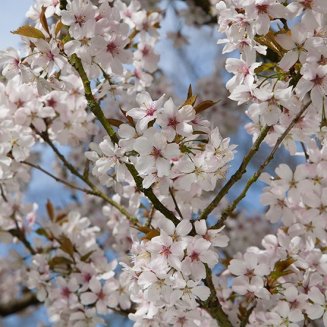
left=0, top=293, right=39, bottom=317
left=201, top=265, right=233, bottom=327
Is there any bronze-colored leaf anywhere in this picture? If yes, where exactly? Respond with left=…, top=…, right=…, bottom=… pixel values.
left=187, top=84, right=193, bottom=98
left=48, top=256, right=73, bottom=269
left=143, top=229, right=160, bottom=240
left=59, top=235, right=75, bottom=257
left=40, top=6, right=50, bottom=36
left=11, top=25, right=46, bottom=39
left=55, top=21, right=64, bottom=37
left=46, top=200, right=55, bottom=221
left=182, top=95, right=197, bottom=108
left=194, top=100, right=218, bottom=114
left=107, top=118, right=124, bottom=127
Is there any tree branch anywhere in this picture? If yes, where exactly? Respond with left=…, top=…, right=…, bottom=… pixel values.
left=201, top=265, right=233, bottom=327
left=212, top=100, right=311, bottom=229
left=68, top=54, right=179, bottom=224
left=0, top=293, right=39, bottom=317
left=199, top=125, right=271, bottom=221
left=34, top=134, right=140, bottom=227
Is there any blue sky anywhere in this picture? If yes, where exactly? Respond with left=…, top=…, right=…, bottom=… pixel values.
left=0, top=1, right=33, bottom=49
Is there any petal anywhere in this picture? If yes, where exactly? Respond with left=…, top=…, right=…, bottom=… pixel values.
left=80, top=292, right=98, bottom=305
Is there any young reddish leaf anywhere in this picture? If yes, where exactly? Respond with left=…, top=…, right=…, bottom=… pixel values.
left=48, top=256, right=73, bottom=269
left=55, top=21, right=64, bottom=37
left=59, top=235, right=75, bottom=257
left=40, top=6, right=50, bottom=36
left=107, top=118, right=124, bottom=127
left=46, top=200, right=55, bottom=221
left=187, top=84, right=193, bottom=98
left=143, top=229, right=160, bottom=240
left=194, top=100, right=218, bottom=114
left=181, top=95, right=197, bottom=108
left=11, top=25, right=46, bottom=39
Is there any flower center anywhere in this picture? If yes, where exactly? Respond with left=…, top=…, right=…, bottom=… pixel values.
left=190, top=251, right=200, bottom=262
left=160, top=245, right=172, bottom=257
left=74, top=15, right=86, bottom=27
left=151, top=147, right=162, bottom=159
left=107, top=42, right=118, bottom=54
left=145, top=104, right=156, bottom=116
left=61, top=287, right=71, bottom=299
left=168, top=117, right=178, bottom=128
left=256, top=4, right=269, bottom=14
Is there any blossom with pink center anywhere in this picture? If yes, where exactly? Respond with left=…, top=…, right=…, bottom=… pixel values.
left=127, top=92, right=165, bottom=131
left=157, top=98, right=195, bottom=141
left=80, top=277, right=118, bottom=314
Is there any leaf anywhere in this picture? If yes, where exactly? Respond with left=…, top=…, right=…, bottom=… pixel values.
left=36, top=228, right=50, bottom=238
left=187, top=84, right=193, bottom=98
left=11, top=25, right=46, bottom=39
left=194, top=100, right=218, bottom=114
left=143, top=229, right=160, bottom=240
left=46, top=200, right=55, bottom=221
left=137, top=226, right=152, bottom=234
left=40, top=6, right=50, bottom=36
left=269, top=257, right=295, bottom=282
left=56, top=212, right=67, bottom=223
left=254, top=62, right=275, bottom=74
left=48, top=256, right=73, bottom=269
left=55, top=21, right=64, bottom=37
left=80, top=251, right=94, bottom=262
left=59, top=235, right=75, bottom=257
left=107, top=118, right=124, bottom=127
left=181, top=95, right=197, bottom=108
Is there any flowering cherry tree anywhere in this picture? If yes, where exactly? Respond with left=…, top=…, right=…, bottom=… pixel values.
left=0, top=0, right=327, bottom=326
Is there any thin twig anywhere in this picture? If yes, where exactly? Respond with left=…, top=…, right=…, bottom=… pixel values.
left=169, top=187, right=184, bottom=219
left=199, top=125, right=271, bottom=221
left=32, top=135, right=140, bottom=227
left=22, top=160, right=88, bottom=193
left=68, top=54, right=179, bottom=224
left=212, top=101, right=311, bottom=229
left=301, top=141, right=309, bottom=161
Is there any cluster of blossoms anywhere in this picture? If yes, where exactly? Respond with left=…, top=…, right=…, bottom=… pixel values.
left=216, top=141, right=327, bottom=326
left=27, top=209, right=127, bottom=326
left=123, top=218, right=229, bottom=326
left=0, top=0, right=327, bottom=326
left=86, top=90, right=235, bottom=209
left=217, top=0, right=327, bottom=152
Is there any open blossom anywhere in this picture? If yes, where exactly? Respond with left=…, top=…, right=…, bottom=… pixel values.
left=229, top=251, right=271, bottom=299
left=80, top=277, right=118, bottom=314
left=181, top=237, right=218, bottom=280
left=133, top=128, right=180, bottom=178
left=127, top=92, right=165, bottom=131
left=60, top=0, right=97, bottom=39
left=156, top=99, right=195, bottom=141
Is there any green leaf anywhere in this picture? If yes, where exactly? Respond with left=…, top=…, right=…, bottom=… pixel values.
left=254, top=63, right=275, bottom=74
left=11, top=25, right=46, bottom=39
